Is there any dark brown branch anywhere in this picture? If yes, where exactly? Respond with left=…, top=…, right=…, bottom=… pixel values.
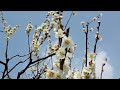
left=31, top=53, right=56, bottom=65
left=17, top=34, right=32, bottom=79
left=2, top=38, right=9, bottom=79
left=85, top=23, right=89, bottom=67
left=60, top=28, right=70, bottom=70
left=9, top=53, right=30, bottom=61
left=100, top=58, right=107, bottom=79
left=33, top=66, right=46, bottom=79
left=3, top=58, right=29, bottom=78
left=58, top=38, right=62, bottom=47
left=93, top=21, right=101, bottom=55
left=94, top=39, right=98, bottom=54
left=40, top=36, right=47, bottom=45
left=0, top=30, right=3, bottom=32
left=6, top=39, right=9, bottom=60
left=17, top=61, right=31, bottom=79
left=17, top=53, right=55, bottom=79
left=100, top=64, right=104, bottom=79
left=0, top=61, right=5, bottom=65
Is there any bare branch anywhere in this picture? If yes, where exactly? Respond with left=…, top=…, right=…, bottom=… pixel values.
left=3, top=57, right=29, bottom=78
left=31, top=53, right=56, bottom=65
left=9, top=53, right=30, bottom=61
left=85, top=22, right=89, bottom=67
left=60, top=27, right=70, bottom=70
left=65, top=11, right=73, bottom=30
left=2, top=38, right=9, bottom=79
left=0, top=61, right=5, bottom=66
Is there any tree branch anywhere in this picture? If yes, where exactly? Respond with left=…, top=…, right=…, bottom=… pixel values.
left=65, top=11, right=73, bottom=30
left=2, top=38, right=9, bottom=79
left=85, top=23, right=89, bottom=67
left=3, top=58, right=29, bottom=78
left=31, top=53, right=56, bottom=65
left=0, top=61, right=5, bottom=66
left=9, top=53, right=30, bottom=61
left=60, top=27, right=70, bottom=70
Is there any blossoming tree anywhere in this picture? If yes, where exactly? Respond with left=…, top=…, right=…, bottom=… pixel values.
left=0, top=11, right=106, bottom=79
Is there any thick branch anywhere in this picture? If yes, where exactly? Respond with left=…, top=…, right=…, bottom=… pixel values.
left=60, top=28, right=70, bottom=70
left=17, top=53, right=55, bottom=79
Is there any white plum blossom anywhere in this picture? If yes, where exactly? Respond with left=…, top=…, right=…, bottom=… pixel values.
left=90, top=28, right=93, bottom=32
left=69, top=46, right=75, bottom=53
left=95, top=34, right=102, bottom=41
left=88, top=52, right=96, bottom=60
left=73, top=70, right=82, bottom=79
left=39, top=36, right=44, bottom=42
left=55, top=28, right=65, bottom=38
left=63, top=60, right=70, bottom=74
left=56, top=47, right=66, bottom=59
left=52, top=59, right=70, bottom=77
left=43, top=28, right=49, bottom=35
left=62, top=36, right=74, bottom=48
left=82, top=28, right=87, bottom=32
left=26, top=22, right=33, bottom=34
left=36, top=26, right=43, bottom=32
left=81, top=21, right=85, bottom=26
left=41, top=22, right=47, bottom=29
left=93, top=17, right=97, bottom=21
left=3, top=25, right=20, bottom=39
left=53, top=44, right=59, bottom=51
left=45, top=69, right=59, bottom=79
left=82, top=67, right=92, bottom=79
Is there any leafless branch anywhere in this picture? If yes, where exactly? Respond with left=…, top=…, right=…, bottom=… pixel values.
left=2, top=38, right=9, bottom=79
left=3, top=57, right=29, bottom=78
left=65, top=11, right=73, bottom=30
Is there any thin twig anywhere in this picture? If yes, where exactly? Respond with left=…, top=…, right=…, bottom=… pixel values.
left=3, top=58, right=29, bottom=78
left=31, top=53, right=56, bottom=65
left=65, top=11, right=73, bottom=30
left=9, top=53, right=30, bottom=61
left=0, top=30, right=3, bottom=32
left=100, top=64, right=104, bottom=79
left=2, top=38, right=9, bottom=79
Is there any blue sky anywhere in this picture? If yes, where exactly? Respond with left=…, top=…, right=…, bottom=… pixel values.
left=0, top=11, right=120, bottom=79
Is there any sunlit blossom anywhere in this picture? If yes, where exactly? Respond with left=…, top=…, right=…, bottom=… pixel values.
left=62, top=36, right=74, bottom=48
left=26, top=22, right=33, bottom=34
left=56, top=47, right=66, bottom=59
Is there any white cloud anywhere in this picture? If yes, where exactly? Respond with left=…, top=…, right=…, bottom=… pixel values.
left=95, top=51, right=113, bottom=79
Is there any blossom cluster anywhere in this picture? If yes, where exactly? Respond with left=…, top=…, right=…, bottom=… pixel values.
left=25, top=11, right=105, bottom=79
left=0, top=12, right=20, bottom=39
left=44, top=12, right=104, bottom=79
left=0, top=11, right=106, bottom=79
